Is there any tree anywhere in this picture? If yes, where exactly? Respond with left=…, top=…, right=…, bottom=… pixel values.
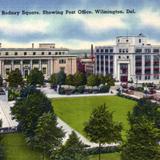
left=65, top=74, right=74, bottom=87
left=87, top=75, right=99, bottom=87
left=105, top=75, right=115, bottom=86
left=84, top=104, right=122, bottom=160
left=8, top=68, right=23, bottom=88
left=121, top=117, right=160, bottom=160
left=53, top=131, right=88, bottom=160
left=49, top=73, right=58, bottom=86
left=74, top=72, right=86, bottom=86
left=129, top=98, right=160, bottom=129
left=11, top=92, right=53, bottom=137
left=27, top=68, right=44, bottom=86
left=57, top=70, right=66, bottom=85
left=98, top=75, right=106, bottom=85
left=34, top=112, right=64, bottom=160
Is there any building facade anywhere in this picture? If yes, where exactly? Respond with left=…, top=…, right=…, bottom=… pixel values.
left=95, top=34, right=160, bottom=84
left=0, top=43, right=77, bottom=79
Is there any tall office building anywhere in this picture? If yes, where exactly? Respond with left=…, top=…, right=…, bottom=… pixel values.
left=95, top=34, right=160, bottom=84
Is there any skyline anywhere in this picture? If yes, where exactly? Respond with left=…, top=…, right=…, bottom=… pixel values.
left=0, top=0, right=159, bottom=49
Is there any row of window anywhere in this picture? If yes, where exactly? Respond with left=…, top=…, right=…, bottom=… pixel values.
left=4, top=60, right=48, bottom=65
left=135, top=48, right=159, bottom=53
left=0, top=51, right=65, bottom=56
left=96, top=48, right=113, bottom=53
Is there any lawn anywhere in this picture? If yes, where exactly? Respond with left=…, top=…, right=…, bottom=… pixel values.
left=52, top=96, right=137, bottom=138
left=89, top=152, right=120, bottom=160
left=2, top=133, right=44, bottom=160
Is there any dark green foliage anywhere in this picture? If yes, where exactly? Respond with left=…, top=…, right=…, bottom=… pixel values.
left=87, top=146, right=120, bottom=155
left=74, top=72, right=86, bottom=86
left=98, top=75, right=106, bottom=85
left=53, top=131, right=88, bottom=160
left=34, top=112, right=64, bottom=158
left=129, top=98, right=160, bottom=128
left=99, top=85, right=110, bottom=93
left=49, top=73, right=58, bottom=86
left=20, top=85, right=40, bottom=98
left=57, top=70, right=66, bottom=85
left=121, top=117, right=160, bottom=160
left=27, top=68, right=44, bottom=86
left=66, top=74, right=74, bottom=86
left=87, top=75, right=99, bottom=87
left=84, top=104, right=122, bottom=160
left=105, top=75, right=115, bottom=86
left=0, top=75, right=3, bottom=87
left=11, top=92, right=53, bottom=137
left=77, top=86, right=85, bottom=93
left=7, top=69, right=23, bottom=88
left=8, top=88, right=20, bottom=101
left=58, top=87, right=65, bottom=94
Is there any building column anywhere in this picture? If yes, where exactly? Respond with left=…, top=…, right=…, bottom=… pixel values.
left=39, top=60, right=42, bottom=71
left=103, top=55, right=105, bottom=76
left=99, top=55, right=101, bottom=75
left=20, top=60, right=23, bottom=76
left=30, top=60, right=33, bottom=71
left=142, top=55, right=145, bottom=80
left=151, top=55, right=154, bottom=80
left=108, top=56, right=110, bottom=74
left=50, top=59, right=53, bottom=75
left=11, top=60, right=14, bottom=71
left=47, top=60, right=51, bottom=77
left=0, top=60, right=3, bottom=77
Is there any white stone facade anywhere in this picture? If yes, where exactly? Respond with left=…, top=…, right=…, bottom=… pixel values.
left=0, top=43, right=77, bottom=79
left=95, top=34, right=160, bottom=84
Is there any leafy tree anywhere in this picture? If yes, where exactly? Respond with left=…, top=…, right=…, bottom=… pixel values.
left=65, top=74, right=74, bottom=86
left=121, top=117, right=160, bottom=160
left=74, top=72, right=86, bottom=86
left=20, top=85, right=40, bottom=98
left=57, top=70, right=66, bottom=85
left=105, top=75, right=115, bottom=86
left=129, top=98, right=160, bottom=128
left=87, top=75, right=99, bottom=87
left=34, top=112, right=64, bottom=160
left=98, top=75, right=106, bottom=85
left=11, top=92, right=53, bottom=137
left=27, top=68, right=44, bottom=86
left=49, top=73, right=58, bottom=86
left=84, top=104, right=122, bottom=160
left=53, top=131, right=88, bottom=160
left=8, top=68, right=23, bottom=88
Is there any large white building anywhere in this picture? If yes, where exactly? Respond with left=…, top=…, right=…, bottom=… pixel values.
left=0, top=43, right=77, bottom=79
left=95, top=34, right=160, bottom=84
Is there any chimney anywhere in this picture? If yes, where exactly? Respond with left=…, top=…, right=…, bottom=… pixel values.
left=32, top=43, right=34, bottom=48
left=91, top=44, right=94, bottom=61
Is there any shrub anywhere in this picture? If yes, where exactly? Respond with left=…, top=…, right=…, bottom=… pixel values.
left=77, top=85, right=85, bottom=93
left=59, top=87, right=65, bottom=95
left=99, top=85, right=110, bottom=93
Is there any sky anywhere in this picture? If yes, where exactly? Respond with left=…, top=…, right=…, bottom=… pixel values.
left=0, top=0, right=160, bottom=49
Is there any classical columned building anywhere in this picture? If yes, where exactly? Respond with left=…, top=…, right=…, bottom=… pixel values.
left=0, top=43, right=77, bottom=79
left=95, top=34, right=160, bottom=84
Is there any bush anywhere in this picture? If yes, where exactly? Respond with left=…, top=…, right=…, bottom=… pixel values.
left=59, top=87, right=65, bottom=95
left=135, top=87, right=144, bottom=92
left=86, top=146, right=120, bottom=155
left=8, top=89, right=20, bottom=101
left=99, top=85, right=110, bottom=93
left=77, top=85, right=85, bottom=93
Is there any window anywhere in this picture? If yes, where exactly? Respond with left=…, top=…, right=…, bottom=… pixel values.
left=59, top=52, right=61, bottom=55
left=4, top=60, right=11, bottom=65
left=135, top=49, right=142, bottom=53
left=126, top=39, right=128, bottom=42
left=139, top=39, right=141, bottom=43
left=118, top=39, right=120, bottom=42
left=127, top=56, right=129, bottom=59
left=42, top=67, right=47, bottom=74
left=14, top=60, right=20, bottom=64
left=48, top=52, right=51, bottom=55
left=119, top=49, right=121, bottom=53
left=110, top=49, right=113, bottom=53
left=119, top=56, right=121, bottom=59
left=101, top=49, right=104, bottom=52
left=153, top=49, right=159, bottom=53
left=5, top=52, right=8, bottom=55
left=41, top=52, right=44, bottom=55
left=105, top=49, right=108, bottom=53
left=59, top=59, right=66, bottom=64
left=126, top=49, right=128, bottom=53
left=33, top=52, right=36, bottom=55
left=14, top=52, right=18, bottom=55
left=96, top=49, right=99, bottom=53
left=32, top=60, right=39, bottom=64
left=24, top=52, right=27, bottom=55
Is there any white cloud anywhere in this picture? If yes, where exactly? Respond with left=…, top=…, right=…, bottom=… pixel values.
left=0, top=18, right=49, bottom=35
left=71, top=14, right=127, bottom=32
left=139, top=9, right=160, bottom=29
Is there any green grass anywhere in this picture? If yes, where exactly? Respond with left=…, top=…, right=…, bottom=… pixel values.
left=89, top=152, right=120, bottom=160
left=2, top=133, right=44, bottom=160
left=52, top=96, right=137, bottom=138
